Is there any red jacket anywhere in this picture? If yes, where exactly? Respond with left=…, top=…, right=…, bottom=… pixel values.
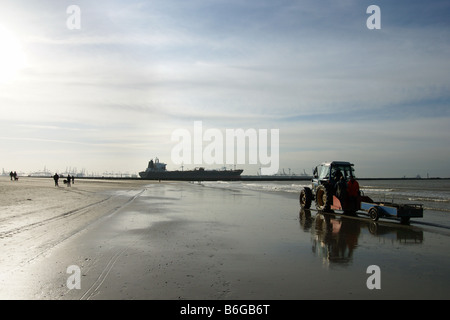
left=347, top=179, right=359, bottom=197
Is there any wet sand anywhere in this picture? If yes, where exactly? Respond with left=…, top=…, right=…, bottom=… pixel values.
left=0, top=176, right=449, bottom=300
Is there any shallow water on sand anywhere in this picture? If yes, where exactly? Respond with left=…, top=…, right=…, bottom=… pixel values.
left=203, top=179, right=450, bottom=228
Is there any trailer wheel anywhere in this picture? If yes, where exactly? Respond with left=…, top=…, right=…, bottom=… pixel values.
left=300, top=188, right=312, bottom=209
left=315, top=185, right=332, bottom=211
left=369, top=207, right=380, bottom=221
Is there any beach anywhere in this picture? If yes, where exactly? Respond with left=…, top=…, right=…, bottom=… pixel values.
left=0, top=176, right=449, bottom=300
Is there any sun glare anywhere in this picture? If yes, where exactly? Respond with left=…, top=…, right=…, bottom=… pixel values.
left=0, top=25, right=26, bottom=83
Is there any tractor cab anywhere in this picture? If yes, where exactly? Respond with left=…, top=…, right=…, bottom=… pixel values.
left=312, top=161, right=355, bottom=193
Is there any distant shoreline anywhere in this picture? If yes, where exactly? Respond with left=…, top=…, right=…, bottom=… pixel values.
left=15, top=175, right=450, bottom=181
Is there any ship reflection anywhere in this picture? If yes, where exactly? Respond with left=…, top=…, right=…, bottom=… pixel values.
left=299, top=209, right=424, bottom=266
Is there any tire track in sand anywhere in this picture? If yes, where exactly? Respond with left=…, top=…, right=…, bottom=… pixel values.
left=79, top=248, right=128, bottom=300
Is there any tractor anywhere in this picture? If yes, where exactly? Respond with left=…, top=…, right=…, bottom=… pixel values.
left=299, top=161, right=423, bottom=224
left=299, top=161, right=369, bottom=214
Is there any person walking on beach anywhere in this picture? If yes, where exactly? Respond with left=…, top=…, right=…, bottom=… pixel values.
left=10, top=171, right=13, bottom=181
left=53, top=173, right=59, bottom=187
left=71, top=175, right=75, bottom=185
left=67, top=174, right=71, bottom=187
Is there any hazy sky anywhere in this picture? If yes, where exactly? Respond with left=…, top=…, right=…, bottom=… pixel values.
left=0, top=0, right=449, bottom=177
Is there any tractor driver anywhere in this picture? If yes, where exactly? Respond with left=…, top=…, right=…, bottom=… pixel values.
left=333, top=169, right=343, bottom=184
left=335, top=175, right=347, bottom=202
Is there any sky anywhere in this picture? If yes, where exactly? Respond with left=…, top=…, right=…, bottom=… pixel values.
left=0, top=0, right=449, bottom=178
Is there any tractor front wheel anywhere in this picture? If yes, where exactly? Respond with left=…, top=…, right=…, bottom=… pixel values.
left=300, top=188, right=312, bottom=209
left=315, top=185, right=332, bottom=211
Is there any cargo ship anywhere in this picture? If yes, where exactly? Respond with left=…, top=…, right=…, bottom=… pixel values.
left=139, top=158, right=243, bottom=181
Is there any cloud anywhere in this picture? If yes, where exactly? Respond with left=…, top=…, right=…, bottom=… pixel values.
left=0, top=0, right=449, bottom=176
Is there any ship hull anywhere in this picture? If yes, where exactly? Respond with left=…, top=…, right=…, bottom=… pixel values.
left=139, top=169, right=243, bottom=181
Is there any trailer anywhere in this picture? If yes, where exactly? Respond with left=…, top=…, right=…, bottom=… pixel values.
left=327, top=194, right=423, bottom=224
left=360, top=201, right=423, bottom=224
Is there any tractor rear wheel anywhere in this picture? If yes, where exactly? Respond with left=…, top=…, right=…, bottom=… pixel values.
left=315, top=185, right=332, bottom=211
